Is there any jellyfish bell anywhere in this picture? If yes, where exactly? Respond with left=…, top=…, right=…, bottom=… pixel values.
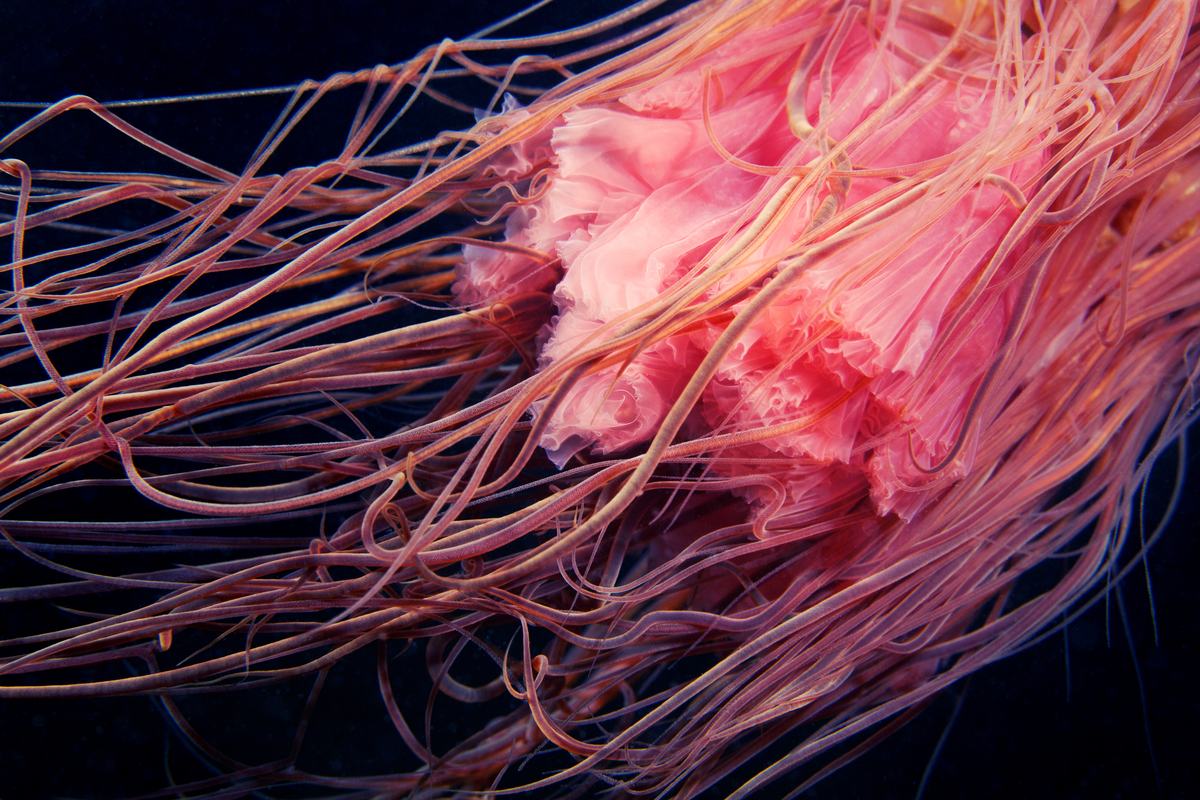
left=1, top=1, right=1198, bottom=798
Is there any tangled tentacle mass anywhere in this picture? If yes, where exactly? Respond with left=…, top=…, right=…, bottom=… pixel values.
left=2, top=1, right=1199, bottom=797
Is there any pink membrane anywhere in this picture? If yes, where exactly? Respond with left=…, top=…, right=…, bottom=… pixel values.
left=457, top=15, right=1044, bottom=524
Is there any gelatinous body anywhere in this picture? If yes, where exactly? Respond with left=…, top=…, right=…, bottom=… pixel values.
left=1, top=2, right=1197, bottom=798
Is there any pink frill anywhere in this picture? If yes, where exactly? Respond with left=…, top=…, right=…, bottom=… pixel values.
left=456, top=15, right=1044, bottom=524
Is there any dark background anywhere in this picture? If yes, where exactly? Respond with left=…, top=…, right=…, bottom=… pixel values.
left=0, top=1, right=1196, bottom=798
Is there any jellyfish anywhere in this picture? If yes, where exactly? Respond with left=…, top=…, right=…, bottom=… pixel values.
left=1, top=1, right=1197, bottom=798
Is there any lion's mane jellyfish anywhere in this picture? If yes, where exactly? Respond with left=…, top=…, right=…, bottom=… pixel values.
left=1, top=0, right=1198, bottom=797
